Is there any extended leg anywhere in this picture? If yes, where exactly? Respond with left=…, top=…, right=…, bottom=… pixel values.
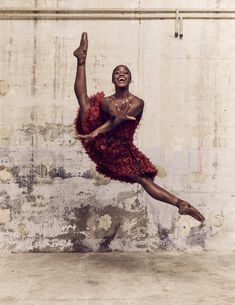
left=133, top=176, right=205, bottom=222
left=73, top=32, right=90, bottom=121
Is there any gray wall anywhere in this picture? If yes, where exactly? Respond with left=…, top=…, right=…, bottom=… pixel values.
left=0, top=0, right=234, bottom=252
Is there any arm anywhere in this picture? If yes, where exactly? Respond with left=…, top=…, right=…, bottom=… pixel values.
left=76, top=100, right=144, bottom=142
left=73, top=32, right=90, bottom=109
left=76, top=117, right=122, bottom=142
left=101, top=97, right=144, bottom=120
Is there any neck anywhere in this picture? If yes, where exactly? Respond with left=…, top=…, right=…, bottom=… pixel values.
left=114, top=87, right=130, bottom=99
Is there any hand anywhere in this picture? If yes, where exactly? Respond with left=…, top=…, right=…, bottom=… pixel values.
left=75, top=130, right=98, bottom=143
left=73, top=32, right=88, bottom=64
left=112, top=99, right=136, bottom=121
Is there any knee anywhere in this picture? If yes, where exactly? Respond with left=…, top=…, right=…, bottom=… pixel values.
left=132, top=175, right=152, bottom=186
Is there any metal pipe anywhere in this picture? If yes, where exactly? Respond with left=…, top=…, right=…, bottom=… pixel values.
left=179, top=16, right=183, bottom=39
left=1, top=8, right=235, bottom=20
left=2, top=14, right=235, bottom=20
left=2, top=8, right=235, bottom=13
left=175, top=9, right=179, bottom=37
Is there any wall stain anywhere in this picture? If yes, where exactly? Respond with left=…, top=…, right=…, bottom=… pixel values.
left=187, top=171, right=209, bottom=184
left=60, top=205, right=92, bottom=252
left=0, top=166, right=13, bottom=182
left=186, top=225, right=208, bottom=248
left=99, top=222, right=120, bottom=252
left=117, top=191, right=137, bottom=200
left=157, top=224, right=175, bottom=250
left=81, top=169, right=94, bottom=179
left=20, top=123, right=75, bottom=142
left=31, top=17, right=37, bottom=96
left=60, top=204, right=148, bottom=252
left=48, top=167, right=72, bottom=179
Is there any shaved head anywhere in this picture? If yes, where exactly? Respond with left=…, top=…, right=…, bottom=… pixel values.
left=112, top=65, right=132, bottom=82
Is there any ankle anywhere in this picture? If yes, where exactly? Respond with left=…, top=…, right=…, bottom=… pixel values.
left=176, top=198, right=184, bottom=208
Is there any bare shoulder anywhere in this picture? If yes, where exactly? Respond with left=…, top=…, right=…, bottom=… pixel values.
left=100, top=96, right=112, bottom=112
left=130, top=94, right=144, bottom=108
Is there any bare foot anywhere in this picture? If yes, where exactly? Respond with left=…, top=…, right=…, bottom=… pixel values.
left=73, top=32, right=88, bottom=64
left=177, top=199, right=205, bottom=223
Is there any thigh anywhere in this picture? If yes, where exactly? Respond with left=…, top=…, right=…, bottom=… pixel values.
left=130, top=175, right=153, bottom=185
left=79, top=104, right=91, bottom=123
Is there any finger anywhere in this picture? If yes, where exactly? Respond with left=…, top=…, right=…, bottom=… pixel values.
left=125, top=100, right=132, bottom=112
left=119, top=100, right=127, bottom=113
left=122, top=100, right=128, bottom=112
left=121, top=101, right=130, bottom=114
left=76, top=134, right=87, bottom=139
left=126, top=115, right=136, bottom=120
left=127, top=103, right=132, bottom=112
left=120, top=101, right=125, bottom=111
left=116, top=103, right=120, bottom=112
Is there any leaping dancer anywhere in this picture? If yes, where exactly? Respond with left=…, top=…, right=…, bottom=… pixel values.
left=74, top=32, right=205, bottom=223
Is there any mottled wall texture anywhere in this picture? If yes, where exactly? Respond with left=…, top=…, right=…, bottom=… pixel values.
left=0, top=0, right=235, bottom=252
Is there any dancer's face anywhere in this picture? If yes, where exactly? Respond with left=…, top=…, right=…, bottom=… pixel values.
left=112, top=65, right=132, bottom=88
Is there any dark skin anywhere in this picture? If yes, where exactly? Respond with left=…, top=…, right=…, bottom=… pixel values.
left=74, top=32, right=205, bottom=223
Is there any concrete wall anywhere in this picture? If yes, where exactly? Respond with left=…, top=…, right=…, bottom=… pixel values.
left=0, top=0, right=234, bottom=252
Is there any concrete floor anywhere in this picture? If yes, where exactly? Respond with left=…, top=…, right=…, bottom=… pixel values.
left=0, top=252, right=235, bottom=305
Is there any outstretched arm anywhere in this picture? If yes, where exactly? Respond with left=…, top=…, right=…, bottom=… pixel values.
left=76, top=100, right=144, bottom=142
left=73, top=32, right=90, bottom=111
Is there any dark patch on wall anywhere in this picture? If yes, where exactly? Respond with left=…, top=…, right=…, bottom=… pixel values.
left=10, top=166, right=20, bottom=177
left=20, top=123, right=75, bottom=142
left=131, top=198, right=142, bottom=210
left=15, top=174, right=34, bottom=193
left=99, top=222, right=120, bottom=252
left=81, top=169, right=94, bottom=179
left=0, top=190, right=11, bottom=209
left=186, top=225, right=207, bottom=248
left=60, top=203, right=148, bottom=252
left=9, top=164, right=35, bottom=193
left=9, top=165, right=73, bottom=193
left=48, top=167, right=72, bottom=179
left=70, top=241, right=93, bottom=253
left=59, top=205, right=92, bottom=252
left=157, top=224, right=175, bottom=250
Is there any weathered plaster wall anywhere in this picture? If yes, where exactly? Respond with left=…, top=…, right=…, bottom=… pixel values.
left=0, top=0, right=234, bottom=252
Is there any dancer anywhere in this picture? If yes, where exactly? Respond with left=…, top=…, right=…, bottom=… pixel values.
left=74, top=32, right=205, bottom=223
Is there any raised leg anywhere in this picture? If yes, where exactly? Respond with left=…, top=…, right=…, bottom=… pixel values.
left=73, top=32, right=90, bottom=121
left=133, top=176, right=205, bottom=222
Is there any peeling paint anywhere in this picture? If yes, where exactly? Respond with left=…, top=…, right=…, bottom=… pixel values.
left=99, top=222, right=120, bottom=252
left=155, top=164, right=167, bottom=179
left=18, top=223, right=29, bottom=240
left=93, top=172, right=111, bottom=185
left=98, top=214, right=112, bottom=231
left=186, top=171, right=209, bottom=184
left=0, top=167, right=13, bottom=182
left=208, top=214, right=224, bottom=227
left=0, top=209, right=11, bottom=224
left=0, top=80, right=8, bottom=96
left=117, top=191, right=136, bottom=200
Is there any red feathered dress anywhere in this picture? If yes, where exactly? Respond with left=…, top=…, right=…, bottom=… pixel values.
left=75, top=92, right=158, bottom=184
